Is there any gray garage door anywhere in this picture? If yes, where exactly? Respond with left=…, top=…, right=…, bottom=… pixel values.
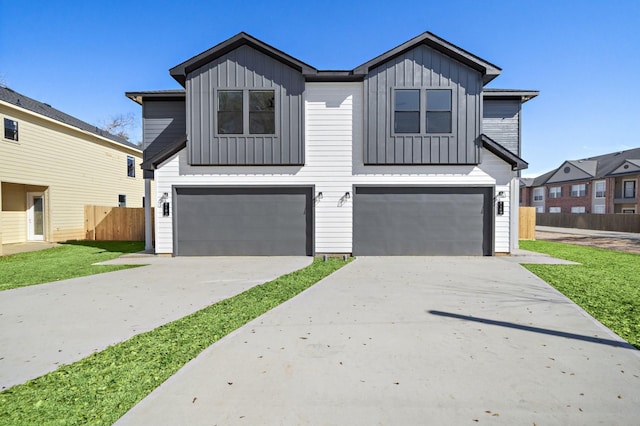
left=353, top=187, right=493, bottom=256
left=174, top=187, right=313, bottom=256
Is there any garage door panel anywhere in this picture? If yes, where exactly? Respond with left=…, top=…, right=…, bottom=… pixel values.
left=175, top=187, right=312, bottom=256
left=353, top=187, right=492, bottom=256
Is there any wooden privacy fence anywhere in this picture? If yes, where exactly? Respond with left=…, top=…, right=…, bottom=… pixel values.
left=519, top=207, right=536, bottom=240
left=537, top=213, right=640, bottom=233
left=84, top=206, right=153, bottom=241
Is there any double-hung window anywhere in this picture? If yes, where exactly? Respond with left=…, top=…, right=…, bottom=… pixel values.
left=217, top=89, right=275, bottom=135
left=594, top=180, right=606, bottom=198
left=533, top=187, right=544, bottom=201
left=4, top=118, right=18, bottom=141
left=127, top=156, right=135, bottom=178
left=571, top=184, right=586, bottom=197
left=393, top=88, right=452, bottom=134
left=549, top=187, right=562, bottom=198
left=623, top=180, right=636, bottom=199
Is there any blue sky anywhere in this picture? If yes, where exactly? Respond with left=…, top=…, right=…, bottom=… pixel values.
left=1, top=0, right=638, bottom=177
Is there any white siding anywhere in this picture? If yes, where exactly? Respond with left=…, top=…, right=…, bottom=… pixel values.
left=153, top=82, right=516, bottom=254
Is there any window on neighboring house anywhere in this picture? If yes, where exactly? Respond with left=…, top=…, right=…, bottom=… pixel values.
left=622, top=208, right=636, bottom=214
left=549, top=207, right=561, bottom=213
left=549, top=187, right=562, bottom=198
left=393, top=88, right=452, bottom=134
left=623, top=180, right=636, bottom=198
left=571, top=206, right=586, bottom=213
left=217, top=89, right=275, bottom=135
left=571, top=184, right=586, bottom=197
left=4, top=118, right=18, bottom=141
left=593, top=205, right=606, bottom=214
left=118, top=194, right=126, bottom=207
left=127, top=156, right=135, bottom=177
left=594, top=180, right=606, bottom=198
left=533, top=188, right=544, bottom=201
left=535, top=206, right=544, bottom=213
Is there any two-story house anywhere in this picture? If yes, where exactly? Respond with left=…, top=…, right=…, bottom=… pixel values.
left=521, top=147, right=640, bottom=214
left=1, top=86, right=145, bottom=252
left=127, top=32, right=537, bottom=256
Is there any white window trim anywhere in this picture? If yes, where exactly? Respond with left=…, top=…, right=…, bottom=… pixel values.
left=570, top=184, right=586, bottom=197
left=549, top=207, right=561, bottom=213
left=533, top=187, right=544, bottom=201
left=571, top=206, right=586, bottom=213
left=549, top=187, right=562, bottom=199
left=3, top=117, right=19, bottom=143
left=594, top=180, right=606, bottom=198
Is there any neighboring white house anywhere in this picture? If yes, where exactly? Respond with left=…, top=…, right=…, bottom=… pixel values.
left=127, top=32, right=537, bottom=256
left=0, top=86, right=145, bottom=252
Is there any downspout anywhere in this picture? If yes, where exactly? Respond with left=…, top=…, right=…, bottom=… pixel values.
left=144, top=178, right=153, bottom=252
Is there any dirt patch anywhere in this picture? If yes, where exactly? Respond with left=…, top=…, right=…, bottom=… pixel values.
left=535, top=231, right=640, bottom=254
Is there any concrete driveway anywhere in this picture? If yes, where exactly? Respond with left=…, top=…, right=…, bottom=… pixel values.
left=0, top=256, right=311, bottom=390
left=117, top=257, right=640, bottom=425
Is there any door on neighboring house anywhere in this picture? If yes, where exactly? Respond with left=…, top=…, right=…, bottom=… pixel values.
left=27, top=192, right=45, bottom=241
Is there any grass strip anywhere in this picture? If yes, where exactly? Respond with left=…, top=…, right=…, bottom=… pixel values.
left=520, top=240, right=640, bottom=349
left=0, top=257, right=350, bottom=425
left=0, top=241, right=145, bottom=291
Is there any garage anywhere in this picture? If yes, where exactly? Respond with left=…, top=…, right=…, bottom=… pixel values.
left=353, top=187, right=493, bottom=256
left=174, top=186, right=313, bottom=256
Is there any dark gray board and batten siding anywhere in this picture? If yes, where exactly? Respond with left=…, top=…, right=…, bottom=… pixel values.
left=142, top=99, right=186, bottom=178
left=187, top=45, right=305, bottom=166
left=482, top=99, right=521, bottom=157
left=364, top=44, right=483, bottom=165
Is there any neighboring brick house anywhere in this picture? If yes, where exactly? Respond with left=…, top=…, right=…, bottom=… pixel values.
left=521, top=148, right=640, bottom=214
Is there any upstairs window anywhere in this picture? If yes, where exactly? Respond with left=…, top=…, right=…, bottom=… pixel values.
left=127, top=156, right=135, bottom=177
left=426, top=89, right=452, bottom=133
left=548, top=187, right=562, bottom=198
left=623, top=180, right=636, bottom=198
left=533, top=187, right=544, bottom=201
left=571, top=184, right=586, bottom=197
left=594, top=180, right=606, bottom=198
left=393, top=88, right=452, bottom=134
left=217, top=89, right=275, bottom=135
left=394, top=90, right=420, bottom=133
left=4, top=118, right=18, bottom=141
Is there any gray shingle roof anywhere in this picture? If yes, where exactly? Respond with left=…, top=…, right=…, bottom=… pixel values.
left=529, top=147, right=640, bottom=186
left=0, top=86, right=140, bottom=151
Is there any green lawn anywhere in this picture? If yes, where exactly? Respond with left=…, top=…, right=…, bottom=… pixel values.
left=520, top=240, right=640, bottom=349
left=0, top=241, right=144, bottom=291
left=0, top=257, right=350, bottom=425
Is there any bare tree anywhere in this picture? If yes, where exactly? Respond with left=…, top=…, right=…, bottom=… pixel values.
left=99, top=113, right=136, bottom=143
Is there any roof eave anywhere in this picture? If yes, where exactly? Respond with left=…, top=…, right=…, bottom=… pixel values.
left=354, top=31, right=502, bottom=84
left=169, top=32, right=318, bottom=86
left=141, top=135, right=187, bottom=170
left=481, top=134, right=528, bottom=171
left=484, top=89, right=540, bottom=103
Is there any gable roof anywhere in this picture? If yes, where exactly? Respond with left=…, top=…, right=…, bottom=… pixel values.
left=0, top=86, right=140, bottom=151
left=530, top=147, right=640, bottom=185
left=608, top=158, right=640, bottom=176
left=170, top=32, right=318, bottom=86
left=354, top=32, right=502, bottom=85
left=481, top=134, right=528, bottom=171
left=169, top=31, right=502, bottom=86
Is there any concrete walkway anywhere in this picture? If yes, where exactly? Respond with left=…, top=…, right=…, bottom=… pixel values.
left=0, top=256, right=311, bottom=390
left=117, top=257, right=640, bottom=425
left=1, top=241, right=59, bottom=256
